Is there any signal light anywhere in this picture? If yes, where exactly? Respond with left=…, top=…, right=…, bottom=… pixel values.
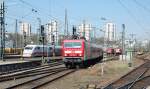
left=41, top=25, right=44, bottom=36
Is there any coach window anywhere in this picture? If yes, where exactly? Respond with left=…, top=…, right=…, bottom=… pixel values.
left=49, top=47, right=52, bottom=50
left=48, top=47, right=52, bottom=52
left=44, top=47, right=47, bottom=51
left=37, top=47, right=40, bottom=50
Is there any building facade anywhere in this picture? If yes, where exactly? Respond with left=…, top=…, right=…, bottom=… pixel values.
left=105, top=22, right=116, bottom=42
left=78, top=23, right=92, bottom=41
left=46, top=21, right=58, bottom=45
left=20, top=22, right=31, bottom=46
left=20, top=22, right=31, bottom=36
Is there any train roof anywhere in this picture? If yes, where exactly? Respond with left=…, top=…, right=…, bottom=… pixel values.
left=63, top=39, right=85, bottom=42
left=25, top=45, right=48, bottom=47
left=25, top=45, right=62, bottom=48
left=90, top=43, right=103, bottom=48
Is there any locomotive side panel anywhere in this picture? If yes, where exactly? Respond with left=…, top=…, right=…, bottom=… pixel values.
left=62, top=39, right=103, bottom=68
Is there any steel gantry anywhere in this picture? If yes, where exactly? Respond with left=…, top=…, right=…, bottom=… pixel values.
left=0, top=1, right=5, bottom=61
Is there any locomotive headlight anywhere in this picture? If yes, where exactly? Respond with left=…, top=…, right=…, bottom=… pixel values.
left=79, top=54, right=82, bottom=56
left=75, top=51, right=82, bottom=53
left=64, top=51, right=71, bottom=53
left=64, top=54, right=67, bottom=56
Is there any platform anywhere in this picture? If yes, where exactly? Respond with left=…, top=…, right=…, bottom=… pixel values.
left=0, top=56, right=62, bottom=72
left=0, top=59, right=41, bottom=72
left=22, top=56, right=62, bottom=62
left=4, top=55, right=21, bottom=59
left=0, top=60, right=27, bottom=65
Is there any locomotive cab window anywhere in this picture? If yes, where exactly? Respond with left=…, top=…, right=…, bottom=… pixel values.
left=64, top=42, right=82, bottom=48
left=24, top=47, right=33, bottom=50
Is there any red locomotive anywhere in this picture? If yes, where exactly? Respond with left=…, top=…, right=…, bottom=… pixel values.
left=105, top=48, right=122, bottom=56
left=106, top=48, right=114, bottom=55
left=114, top=48, right=122, bottom=55
left=62, top=39, right=103, bottom=68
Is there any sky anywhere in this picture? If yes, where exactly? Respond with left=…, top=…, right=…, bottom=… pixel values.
left=3, top=0, right=150, bottom=40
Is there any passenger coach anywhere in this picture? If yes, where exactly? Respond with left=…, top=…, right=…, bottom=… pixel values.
left=23, top=45, right=61, bottom=57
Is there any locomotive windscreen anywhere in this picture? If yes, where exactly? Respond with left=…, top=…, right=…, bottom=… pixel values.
left=64, top=42, right=81, bottom=48
left=24, top=47, right=33, bottom=50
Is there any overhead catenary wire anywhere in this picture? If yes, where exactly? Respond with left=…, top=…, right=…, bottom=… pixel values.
left=4, top=1, right=32, bottom=21
left=5, top=15, right=40, bottom=34
left=133, top=0, right=150, bottom=14
left=5, top=0, right=59, bottom=22
left=17, top=0, right=65, bottom=32
left=117, top=0, right=146, bottom=31
left=19, top=0, right=38, bottom=12
left=18, top=0, right=58, bottom=20
left=5, top=0, right=69, bottom=35
left=5, top=1, right=38, bottom=22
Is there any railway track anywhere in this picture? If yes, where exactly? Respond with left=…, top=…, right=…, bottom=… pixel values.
left=5, top=68, right=75, bottom=89
left=0, top=60, right=63, bottom=75
left=0, top=60, right=76, bottom=89
left=0, top=66, right=66, bottom=82
left=0, top=61, right=64, bottom=82
left=128, top=75, right=150, bottom=89
left=117, top=63, right=150, bottom=89
left=103, top=60, right=150, bottom=89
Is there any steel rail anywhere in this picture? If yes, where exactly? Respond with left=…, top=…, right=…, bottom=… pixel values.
left=118, top=75, right=150, bottom=89
left=5, top=69, right=75, bottom=89
left=0, top=67, right=66, bottom=82
left=103, top=60, right=150, bottom=89
left=32, top=69, right=76, bottom=89
left=127, top=68, right=149, bottom=89
left=0, top=60, right=63, bottom=75
left=116, top=68, right=149, bottom=89
left=0, top=61, right=63, bottom=78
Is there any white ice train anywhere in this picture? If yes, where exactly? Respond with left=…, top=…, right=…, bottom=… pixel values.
left=23, top=45, right=62, bottom=57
